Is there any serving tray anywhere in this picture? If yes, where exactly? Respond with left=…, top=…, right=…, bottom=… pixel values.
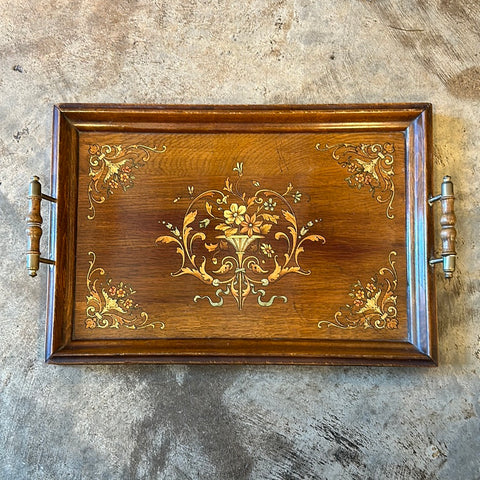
left=28, top=104, right=456, bottom=365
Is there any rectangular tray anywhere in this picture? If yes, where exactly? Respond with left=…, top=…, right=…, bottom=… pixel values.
left=45, top=103, right=437, bottom=365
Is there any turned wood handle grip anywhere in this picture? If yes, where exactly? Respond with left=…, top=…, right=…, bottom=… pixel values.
left=26, top=176, right=56, bottom=277
left=429, top=175, right=456, bottom=278
left=439, top=179, right=456, bottom=257
left=26, top=176, right=43, bottom=277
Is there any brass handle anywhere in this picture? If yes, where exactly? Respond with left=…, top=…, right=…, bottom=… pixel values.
left=428, top=175, right=456, bottom=278
left=26, top=176, right=56, bottom=277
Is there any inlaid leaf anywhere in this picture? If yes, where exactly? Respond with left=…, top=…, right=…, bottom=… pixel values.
left=260, top=224, right=272, bottom=235
left=260, top=213, right=279, bottom=224
left=250, top=263, right=268, bottom=274
left=303, top=234, right=326, bottom=243
left=205, top=243, right=218, bottom=252
left=213, top=263, right=232, bottom=274
left=282, top=210, right=296, bottom=226
left=155, top=235, right=178, bottom=244
left=215, top=223, right=231, bottom=232
left=184, top=210, right=198, bottom=227
left=224, top=227, right=238, bottom=237
left=184, top=227, right=192, bottom=239
left=224, top=177, right=233, bottom=192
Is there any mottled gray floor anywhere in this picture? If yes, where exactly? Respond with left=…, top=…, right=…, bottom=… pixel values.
left=1, top=1, right=479, bottom=479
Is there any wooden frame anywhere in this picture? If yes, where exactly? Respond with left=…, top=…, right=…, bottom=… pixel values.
left=44, top=103, right=437, bottom=365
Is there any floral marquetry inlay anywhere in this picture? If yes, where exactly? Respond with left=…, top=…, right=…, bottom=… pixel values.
left=155, top=163, right=326, bottom=310
left=84, top=252, right=165, bottom=330
left=315, top=142, right=396, bottom=219
left=318, top=251, right=399, bottom=330
left=87, top=143, right=166, bottom=219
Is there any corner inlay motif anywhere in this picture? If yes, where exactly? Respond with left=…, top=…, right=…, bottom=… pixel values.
left=87, top=143, right=166, bottom=219
left=318, top=251, right=398, bottom=330
left=85, top=252, right=165, bottom=330
left=316, top=142, right=396, bottom=219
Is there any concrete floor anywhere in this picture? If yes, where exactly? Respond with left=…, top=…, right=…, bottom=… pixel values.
left=1, top=1, right=479, bottom=478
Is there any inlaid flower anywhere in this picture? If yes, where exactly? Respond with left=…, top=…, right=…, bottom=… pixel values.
left=347, top=163, right=356, bottom=173
left=354, top=173, right=365, bottom=184
left=263, top=198, right=276, bottom=211
left=85, top=318, right=96, bottom=329
left=117, top=287, right=126, bottom=298
left=355, top=289, right=365, bottom=300
left=120, top=172, right=130, bottom=183
left=260, top=243, right=274, bottom=258
left=364, top=173, right=373, bottom=186
left=366, top=282, right=376, bottom=294
left=240, top=213, right=262, bottom=237
left=89, top=144, right=100, bottom=155
left=108, top=286, right=117, bottom=296
left=224, top=203, right=246, bottom=225
left=384, top=142, right=394, bottom=154
left=123, top=298, right=133, bottom=309
left=121, top=165, right=132, bottom=173
left=109, top=179, right=119, bottom=189
left=353, top=298, right=365, bottom=307
left=292, top=191, right=302, bottom=203
left=387, top=319, right=398, bottom=329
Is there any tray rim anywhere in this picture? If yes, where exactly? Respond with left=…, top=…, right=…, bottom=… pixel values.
left=45, top=103, right=436, bottom=366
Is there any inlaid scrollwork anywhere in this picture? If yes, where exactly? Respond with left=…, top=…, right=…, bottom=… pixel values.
left=87, top=143, right=166, bottom=219
left=84, top=252, right=165, bottom=330
left=316, top=142, right=396, bottom=219
left=318, top=251, right=398, bottom=330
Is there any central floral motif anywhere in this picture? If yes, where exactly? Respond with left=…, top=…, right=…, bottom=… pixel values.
left=155, top=163, right=326, bottom=310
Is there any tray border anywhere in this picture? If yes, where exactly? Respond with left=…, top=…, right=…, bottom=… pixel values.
left=45, top=103, right=436, bottom=365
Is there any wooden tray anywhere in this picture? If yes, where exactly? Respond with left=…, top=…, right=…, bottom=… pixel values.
left=33, top=104, right=446, bottom=365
